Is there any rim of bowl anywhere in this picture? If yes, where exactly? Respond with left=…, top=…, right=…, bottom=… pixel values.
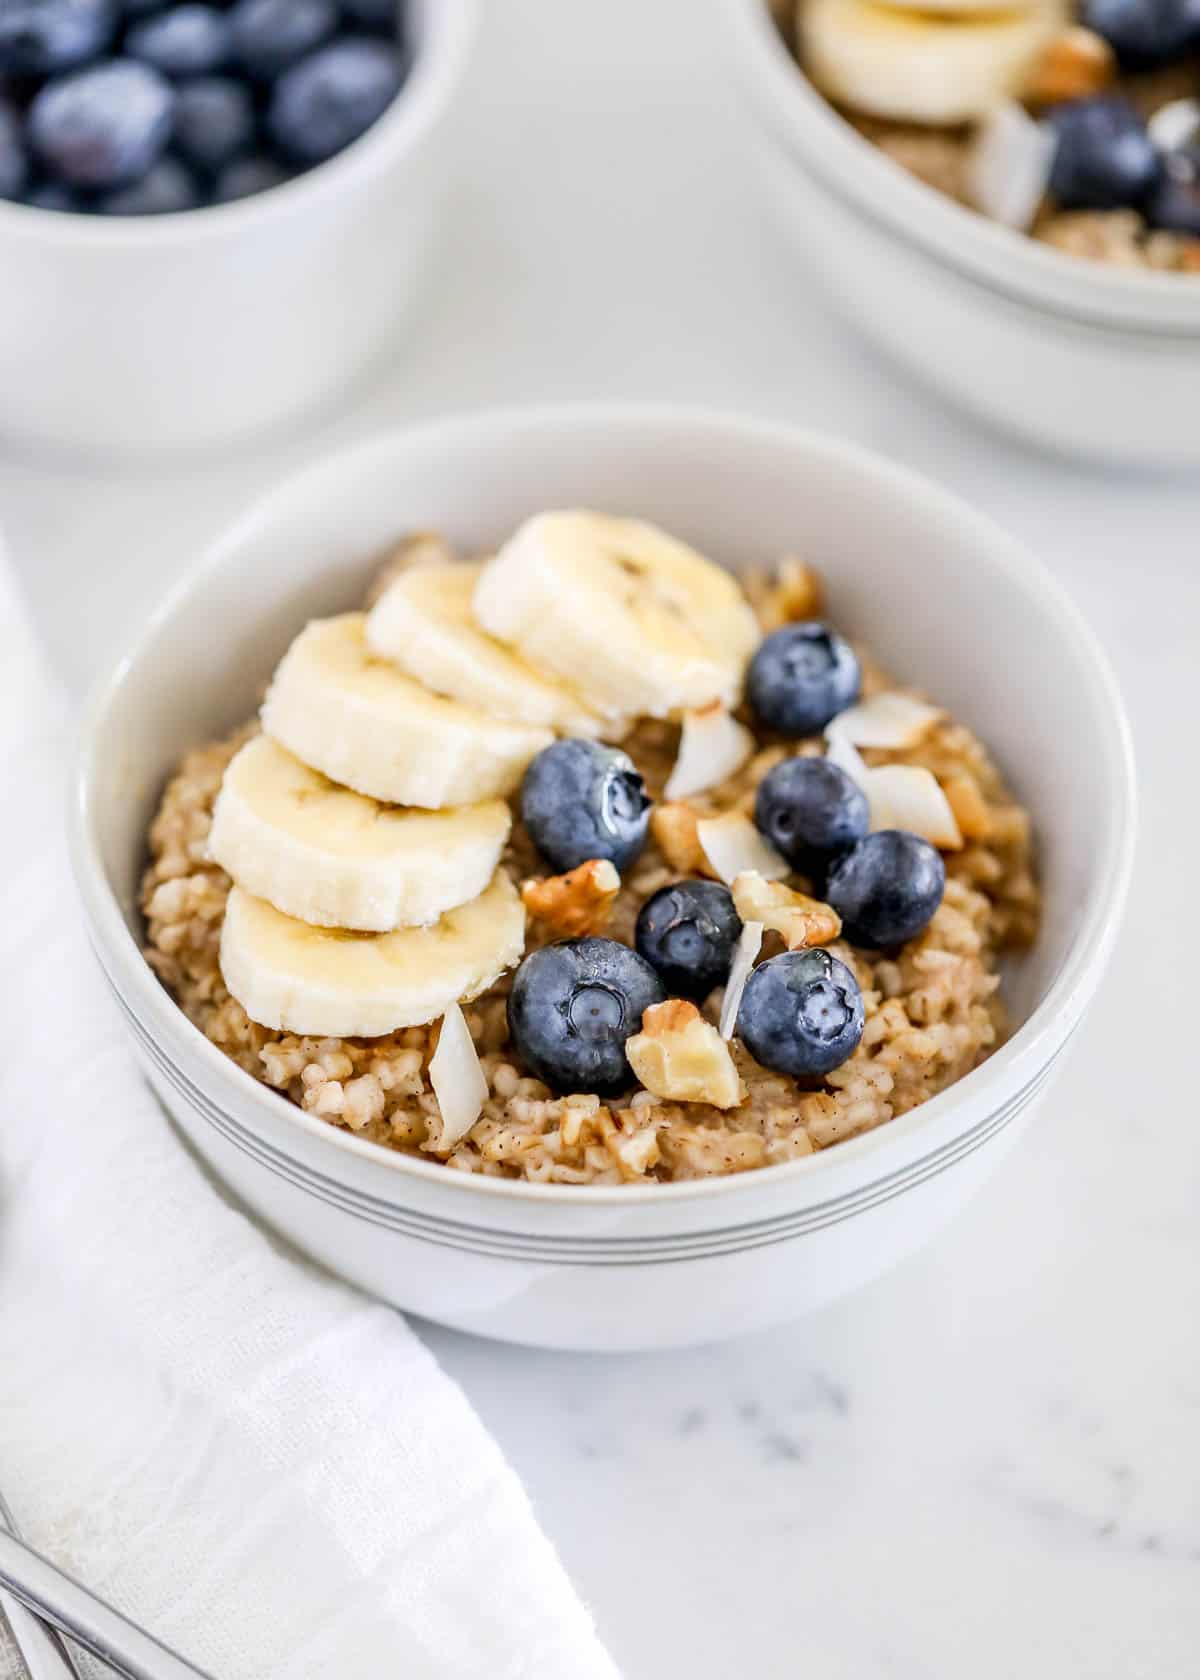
left=71, top=403, right=1137, bottom=1210
left=0, top=0, right=478, bottom=246
left=719, top=0, right=1200, bottom=333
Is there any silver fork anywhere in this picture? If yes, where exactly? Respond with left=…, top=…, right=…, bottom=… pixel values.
left=0, top=1490, right=82, bottom=1680
left=0, top=1497, right=214, bottom=1680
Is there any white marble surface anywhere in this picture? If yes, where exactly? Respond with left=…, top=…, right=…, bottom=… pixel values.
left=2, top=1, right=1198, bottom=1675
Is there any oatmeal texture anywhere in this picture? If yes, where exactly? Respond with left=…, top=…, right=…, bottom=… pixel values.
left=142, top=565, right=1038, bottom=1186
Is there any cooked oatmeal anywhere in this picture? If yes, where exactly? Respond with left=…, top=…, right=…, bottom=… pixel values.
left=141, top=559, right=1039, bottom=1186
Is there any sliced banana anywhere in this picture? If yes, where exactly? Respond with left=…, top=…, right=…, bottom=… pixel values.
left=802, top=0, right=1062, bottom=126
left=856, top=0, right=1037, bottom=14
left=260, top=614, right=553, bottom=809
left=366, top=562, right=603, bottom=736
left=220, top=870, right=526, bottom=1038
left=473, top=511, right=761, bottom=721
left=209, top=735, right=511, bottom=933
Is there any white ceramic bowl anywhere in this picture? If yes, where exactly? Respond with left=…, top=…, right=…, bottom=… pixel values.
left=70, top=406, right=1134, bottom=1351
left=0, top=0, right=477, bottom=458
left=717, top=0, right=1200, bottom=468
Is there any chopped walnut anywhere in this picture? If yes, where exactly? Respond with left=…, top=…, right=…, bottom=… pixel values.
left=1025, top=27, right=1116, bottom=105
left=942, top=773, right=993, bottom=842
left=731, top=871, right=842, bottom=949
left=521, top=858, right=621, bottom=937
left=747, top=558, right=825, bottom=632
left=627, top=1000, right=746, bottom=1110
left=651, top=802, right=715, bottom=878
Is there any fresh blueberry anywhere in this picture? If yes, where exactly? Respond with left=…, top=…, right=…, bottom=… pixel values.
left=737, top=948, right=864, bottom=1078
left=23, top=179, right=81, bottom=208
left=340, top=0, right=400, bottom=30
left=521, top=739, right=652, bottom=875
left=172, top=75, right=254, bottom=172
left=268, top=37, right=402, bottom=165
left=507, top=937, right=666, bottom=1098
left=754, top=756, right=869, bottom=872
left=230, top=0, right=337, bottom=79
left=1145, top=151, right=1200, bottom=236
left=94, top=153, right=198, bottom=211
left=825, top=830, right=945, bottom=949
left=0, top=1, right=115, bottom=80
left=212, top=150, right=287, bottom=200
left=30, top=60, right=174, bottom=188
left=1046, top=97, right=1161, bottom=212
left=127, top=5, right=232, bottom=76
left=747, top=622, right=861, bottom=738
left=1081, top=0, right=1200, bottom=67
left=0, top=99, right=27, bottom=199
left=635, top=880, right=742, bottom=1003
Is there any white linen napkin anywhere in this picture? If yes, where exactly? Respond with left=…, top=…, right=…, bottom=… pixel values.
left=0, top=545, right=619, bottom=1680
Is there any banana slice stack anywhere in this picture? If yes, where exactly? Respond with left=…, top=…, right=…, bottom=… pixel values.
left=800, top=0, right=1064, bottom=126
left=212, top=511, right=760, bottom=1040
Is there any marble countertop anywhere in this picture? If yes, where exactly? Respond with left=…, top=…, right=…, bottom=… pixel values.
left=2, top=1, right=1197, bottom=1673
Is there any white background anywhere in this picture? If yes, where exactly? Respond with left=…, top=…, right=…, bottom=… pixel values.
left=3, top=2, right=1198, bottom=1675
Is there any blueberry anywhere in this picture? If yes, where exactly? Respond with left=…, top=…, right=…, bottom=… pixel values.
left=635, top=880, right=742, bottom=1003
left=737, top=949, right=864, bottom=1078
left=230, top=0, right=337, bottom=79
left=23, top=179, right=81, bottom=208
left=754, top=756, right=869, bottom=872
left=30, top=60, right=174, bottom=188
left=1046, top=97, right=1161, bottom=212
left=507, top=937, right=666, bottom=1098
left=127, top=5, right=232, bottom=76
left=95, top=153, right=198, bottom=211
left=268, top=37, right=402, bottom=165
left=521, top=739, right=651, bottom=875
left=825, top=830, right=945, bottom=949
left=747, top=622, right=861, bottom=738
left=173, top=75, right=254, bottom=172
left=0, top=99, right=27, bottom=200
left=212, top=150, right=287, bottom=200
left=340, top=0, right=400, bottom=30
left=0, top=1, right=115, bottom=80
left=1145, top=151, right=1200, bottom=236
left=1081, top=0, right=1200, bottom=67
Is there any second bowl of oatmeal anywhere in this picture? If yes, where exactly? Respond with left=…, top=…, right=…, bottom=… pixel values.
left=719, top=0, right=1200, bottom=466
left=71, top=407, right=1133, bottom=1350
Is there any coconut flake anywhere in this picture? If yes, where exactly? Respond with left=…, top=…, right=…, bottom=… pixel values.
left=428, top=1002, right=488, bottom=1152
left=966, top=102, right=1057, bottom=232
left=864, top=765, right=963, bottom=850
left=720, top=921, right=764, bottom=1041
left=824, top=731, right=871, bottom=790
left=1148, top=98, right=1200, bottom=155
left=664, top=703, right=755, bottom=800
left=696, top=812, right=790, bottom=885
left=826, top=692, right=942, bottom=750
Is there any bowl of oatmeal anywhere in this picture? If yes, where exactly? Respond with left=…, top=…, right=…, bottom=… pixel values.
left=719, top=0, right=1200, bottom=465
left=70, top=407, right=1133, bottom=1350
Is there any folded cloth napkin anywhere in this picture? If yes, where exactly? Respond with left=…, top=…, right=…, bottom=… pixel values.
left=0, top=546, right=619, bottom=1680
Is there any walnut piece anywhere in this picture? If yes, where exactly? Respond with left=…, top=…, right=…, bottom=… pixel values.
left=651, top=802, right=715, bottom=877
left=731, top=871, right=842, bottom=949
left=942, top=773, right=993, bottom=842
left=521, top=858, right=621, bottom=937
left=753, top=558, right=824, bottom=632
left=626, top=1000, right=745, bottom=1110
left=1025, top=27, right=1115, bottom=105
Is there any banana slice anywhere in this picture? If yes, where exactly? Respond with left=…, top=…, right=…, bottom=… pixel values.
left=802, top=0, right=1062, bottom=125
left=473, top=512, right=760, bottom=721
left=861, top=0, right=1037, bottom=14
left=366, top=562, right=604, bottom=736
left=220, top=870, right=525, bottom=1038
left=209, top=735, right=511, bottom=933
left=261, top=614, right=553, bottom=809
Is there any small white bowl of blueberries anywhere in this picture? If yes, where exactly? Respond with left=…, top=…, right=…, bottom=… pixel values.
left=0, top=0, right=477, bottom=455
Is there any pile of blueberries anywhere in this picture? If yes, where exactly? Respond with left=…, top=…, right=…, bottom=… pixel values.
left=507, top=620, right=948, bottom=1099
left=0, top=0, right=409, bottom=215
left=1046, top=0, right=1200, bottom=233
